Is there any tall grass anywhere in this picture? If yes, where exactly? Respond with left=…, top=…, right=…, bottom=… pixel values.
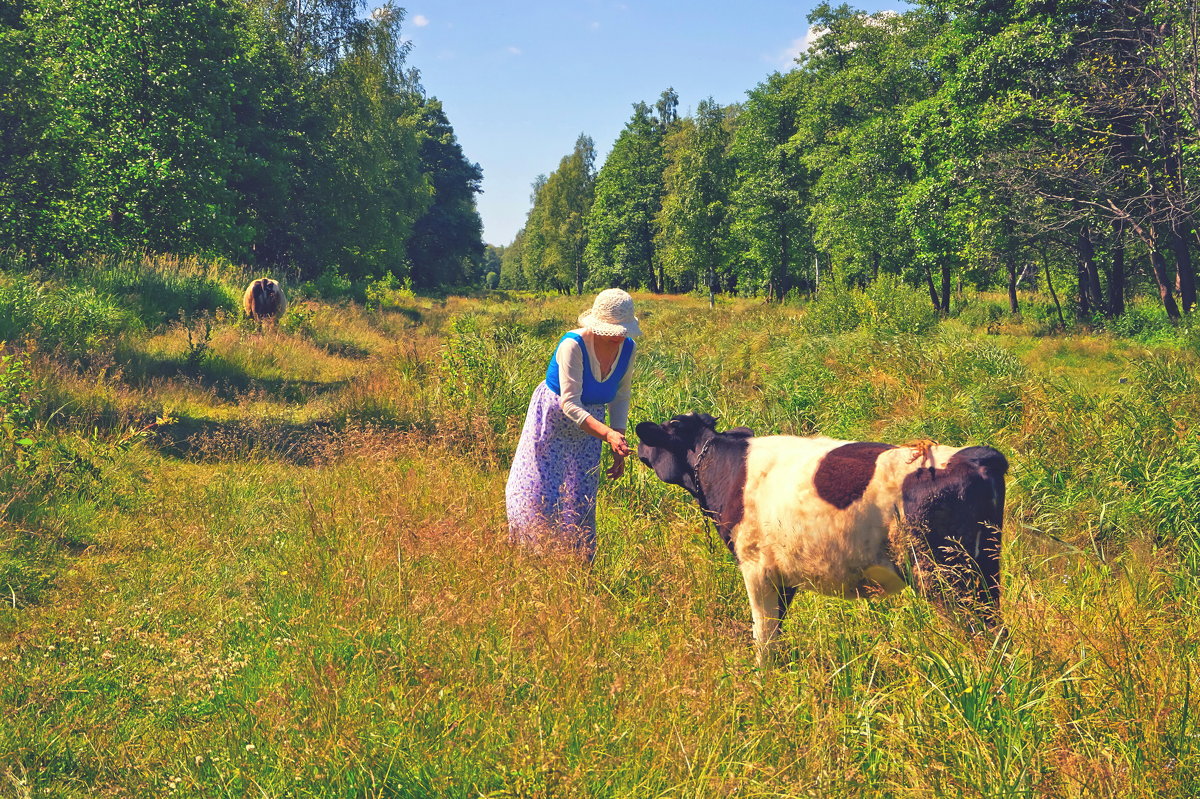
left=1, top=271, right=1199, bottom=795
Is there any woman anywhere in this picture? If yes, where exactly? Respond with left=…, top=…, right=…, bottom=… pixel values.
left=505, top=288, right=641, bottom=558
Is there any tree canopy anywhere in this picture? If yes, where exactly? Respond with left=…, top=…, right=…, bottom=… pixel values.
left=0, top=0, right=484, bottom=286
left=507, top=0, right=1200, bottom=321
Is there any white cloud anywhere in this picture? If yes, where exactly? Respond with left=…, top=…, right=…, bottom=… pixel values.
left=412, top=14, right=430, bottom=27
left=772, top=11, right=901, bottom=66
left=590, top=20, right=601, bottom=31
left=506, top=45, right=522, bottom=55
left=772, top=26, right=824, bottom=67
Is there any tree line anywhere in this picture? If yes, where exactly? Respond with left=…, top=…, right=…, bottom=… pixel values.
left=503, top=0, right=1200, bottom=319
left=0, top=0, right=485, bottom=288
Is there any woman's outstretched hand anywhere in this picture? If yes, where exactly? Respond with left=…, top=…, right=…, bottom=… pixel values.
left=607, top=453, right=626, bottom=480
left=606, top=429, right=631, bottom=458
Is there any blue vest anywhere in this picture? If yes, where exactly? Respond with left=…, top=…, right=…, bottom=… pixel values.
left=545, top=332, right=634, bottom=405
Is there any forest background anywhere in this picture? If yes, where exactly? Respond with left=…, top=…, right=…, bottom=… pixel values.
left=5, top=0, right=1200, bottom=323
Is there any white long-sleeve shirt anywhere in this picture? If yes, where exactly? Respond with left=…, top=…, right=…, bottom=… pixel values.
left=554, top=328, right=635, bottom=430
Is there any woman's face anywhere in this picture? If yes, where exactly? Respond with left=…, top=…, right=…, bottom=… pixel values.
left=593, top=333, right=625, bottom=345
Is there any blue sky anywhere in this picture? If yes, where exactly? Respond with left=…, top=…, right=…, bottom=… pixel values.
left=400, top=1, right=902, bottom=246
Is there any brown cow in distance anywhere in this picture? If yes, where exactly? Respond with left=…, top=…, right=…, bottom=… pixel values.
left=243, top=278, right=287, bottom=322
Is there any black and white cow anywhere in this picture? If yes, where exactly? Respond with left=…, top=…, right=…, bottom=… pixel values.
left=635, top=413, right=1007, bottom=662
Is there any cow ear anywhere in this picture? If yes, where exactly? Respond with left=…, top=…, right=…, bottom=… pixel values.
left=635, top=421, right=671, bottom=447
left=696, top=413, right=718, bottom=429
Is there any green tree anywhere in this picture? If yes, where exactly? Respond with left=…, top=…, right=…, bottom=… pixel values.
left=19, top=0, right=268, bottom=256
left=727, top=72, right=812, bottom=299
left=584, top=100, right=669, bottom=291
left=407, top=97, right=484, bottom=289
left=656, top=99, right=736, bottom=301
left=520, top=135, right=596, bottom=294
left=290, top=3, right=430, bottom=280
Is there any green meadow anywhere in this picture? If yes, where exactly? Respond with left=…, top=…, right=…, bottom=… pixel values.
left=2, top=255, right=1200, bottom=797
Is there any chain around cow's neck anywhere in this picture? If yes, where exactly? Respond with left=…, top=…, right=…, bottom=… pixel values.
left=690, top=431, right=719, bottom=523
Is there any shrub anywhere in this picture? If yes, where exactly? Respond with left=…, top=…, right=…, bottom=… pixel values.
left=859, top=275, right=940, bottom=337
left=1107, top=302, right=1176, bottom=342
left=300, top=265, right=355, bottom=301
left=0, top=274, right=138, bottom=358
left=800, top=286, right=861, bottom=335
left=365, top=271, right=417, bottom=310
left=956, top=298, right=1007, bottom=329
left=801, top=277, right=938, bottom=337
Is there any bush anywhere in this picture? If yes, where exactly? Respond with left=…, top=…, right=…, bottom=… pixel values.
left=859, top=275, right=940, bottom=337
left=300, top=265, right=355, bottom=301
left=800, top=286, right=861, bottom=335
left=1107, top=302, right=1177, bottom=342
left=956, top=298, right=1007, bottom=329
left=364, top=271, right=416, bottom=310
left=801, top=276, right=938, bottom=337
left=0, top=274, right=138, bottom=358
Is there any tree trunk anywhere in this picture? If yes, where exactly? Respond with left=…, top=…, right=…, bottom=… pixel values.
left=1007, top=259, right=1019, bottom=314
left=1109, top=220, right=1126, bottom=317
left=1042, top=247, right=1066, bottom=328
left=1075, top=228, right=1100, bottom=318
left=924, top=264, right=938, bottom=309
left=1169, top=223, right=1196, bottom=313
left=939, top=261, right=951, bottom=313
left=1080, top=227, right=1105, bottom=315
left=1149, top=244, right=1182, bottom=319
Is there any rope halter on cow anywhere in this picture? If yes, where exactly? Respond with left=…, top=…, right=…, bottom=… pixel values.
left=688, top=431, right=721, bottom=531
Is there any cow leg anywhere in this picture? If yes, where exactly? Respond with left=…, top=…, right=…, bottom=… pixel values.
left=742, top=565, right=784, bottom=666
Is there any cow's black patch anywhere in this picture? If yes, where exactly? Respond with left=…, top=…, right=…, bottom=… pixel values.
left=636, top=414, right=753, bottom=557
left=695, top=430, right=752, bottom=555
left=902, top=446, right=1008, bottom=615
left=814, top=442, right=897, bottom=509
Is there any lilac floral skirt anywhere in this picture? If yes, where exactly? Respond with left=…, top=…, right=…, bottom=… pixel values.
left=505, top=381, right=606, bottom=557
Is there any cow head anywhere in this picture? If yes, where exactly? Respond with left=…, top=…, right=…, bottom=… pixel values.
left=635, top=413, right=716, bottom=494
left=636, top=413, right=755, bottom=496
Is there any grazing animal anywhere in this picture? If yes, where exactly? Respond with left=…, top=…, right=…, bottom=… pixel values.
left=243, top=278, right=287, bottom=321
left=635, top=413, right=1007, bottom=663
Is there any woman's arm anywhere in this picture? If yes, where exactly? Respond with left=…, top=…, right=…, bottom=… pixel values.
left=580, top=414, right=630, bottom=457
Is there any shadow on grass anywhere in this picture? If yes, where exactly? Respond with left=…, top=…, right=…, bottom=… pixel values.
left=150, top=414, right=340, bottom=465
left=116, top=348, right=350, bottom=403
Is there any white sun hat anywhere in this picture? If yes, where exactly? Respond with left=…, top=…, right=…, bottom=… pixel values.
left=578, top=288, right=642, bottom=338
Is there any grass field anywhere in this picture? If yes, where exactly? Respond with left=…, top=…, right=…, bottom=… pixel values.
left=2, top=256, right=1200, bottom=797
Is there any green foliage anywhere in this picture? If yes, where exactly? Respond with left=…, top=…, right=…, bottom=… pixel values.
left=585, top=100, right=669, bottom=291
left=520, top=135, right=597, bottom=294
left=802, top=277, right=937, bottom=337
left=955, top=296, right=1008, bottom=329
left=656, top=101, right=736, bottom=294
left=0, top=273, right=137, bottom=358
left=364, top=271, right=416, bottom=310
left=858, top=275, right=941, bottom=336
left=0, top=0, right=473, bottom=285
left=407, top=98, right=485, bottom=289
left=438, top=313, right=542, bottom=436
left=300, top=266, right=355, bottom=301
left=800, top=285, right=862, bottom=335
